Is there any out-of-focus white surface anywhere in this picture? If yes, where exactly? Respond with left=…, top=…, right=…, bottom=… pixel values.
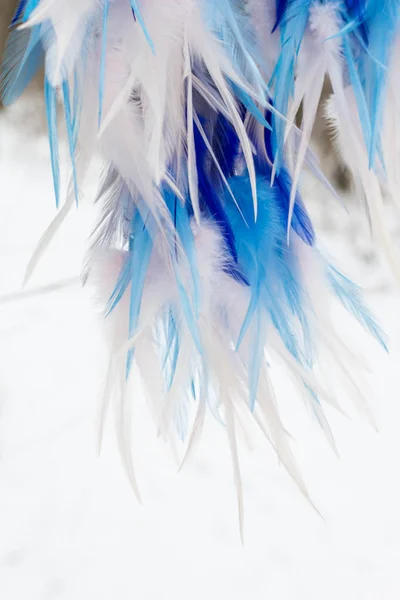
left=1, top=101, right=400, bottom=600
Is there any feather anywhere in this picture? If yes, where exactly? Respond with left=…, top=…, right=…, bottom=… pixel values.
left=86, top=159, right=384, bottom=517
left=325, top=90, right=400, bottom=284
left=1, top=25, right=43, bottom=106
left=184, top=34, right=201, bottom=225
left=269, top=0, right=311, bottom=173
left=2, top=0, right=391, bottom=529
left=44, top=76, right=60, bottom=208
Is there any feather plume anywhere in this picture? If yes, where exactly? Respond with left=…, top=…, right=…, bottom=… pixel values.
left=1, top=0, right=390, bottom=526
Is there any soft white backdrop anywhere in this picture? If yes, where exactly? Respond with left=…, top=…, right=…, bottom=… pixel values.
left=1, top=99, right=400, bottom=600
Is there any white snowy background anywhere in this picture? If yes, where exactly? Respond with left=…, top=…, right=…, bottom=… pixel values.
left=1, top=96, right=400, bottom=600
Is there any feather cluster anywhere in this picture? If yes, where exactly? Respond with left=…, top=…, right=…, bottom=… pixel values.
left=1, top=0, right=394, bottom=521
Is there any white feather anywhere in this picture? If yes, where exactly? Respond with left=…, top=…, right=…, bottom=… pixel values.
left=325, top=91, right=400, bottom=283
left=284, top=3, right=344, bottom=236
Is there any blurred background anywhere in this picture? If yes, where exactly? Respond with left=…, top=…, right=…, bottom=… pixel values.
left=0, top=1, right=14, bottom=60
left=1, top=4, right=400, bottom=600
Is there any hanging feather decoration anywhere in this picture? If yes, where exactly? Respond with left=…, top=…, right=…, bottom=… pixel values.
left=1, top=0, right=393, bottom=528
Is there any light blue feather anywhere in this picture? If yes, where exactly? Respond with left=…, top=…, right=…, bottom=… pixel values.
left=327, top=266, right=387, bottom=350
left=162, top=309, right=180, bottom=392
left=126, top=212, right=154, bottom=376
left=44, top=78, right=60, bottom=209
left=129, top=0, right=155, bottom=55
left=165, top=190, right=201, bottom=318
left=361, top=0, right=400, bottom=168
left=224, top=174, right=307, bottom=372
left=22, top=0, right=40, bottom=21
left=209, top=0, right=269, bottom=98
left=230, top=82, right=272, bottom=131
left=269, top=0, right=311, bottom=172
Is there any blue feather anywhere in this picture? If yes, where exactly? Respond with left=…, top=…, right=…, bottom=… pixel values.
left=194, top=111, right=251, bottom=286
left=106, top=205, right=154, bottom=377
left=194, top=117, right=239, bottom=262
left=209, top=111, right=243, bottom=179
left=162, top=309, right=180, bottom=392
left=272, top=0, right=290, bottom=33
left=126, top=212, right=154, bottom=376
left=44, top=78, right=60, bottom=209
left=11, top=0, right=29, bottom=26
left=210, top=0, right=269, bottom=97
left=21, top=0, right=40, bottom=22
left=361, top=1, right=400, bottom=168
left=343, top=0, right=369, bottom=44
left=163, top=190, right=203, bottom=354
left=262, top=111, right=316, bottom=246
left=229, top=82, right=272, bottom=131
left=223, top=174, right=306, bottom=364
left=271, top=167, right=315, bottom=247
left=327, top=266, right=388, bottom=350
left=130, top=0, right=155, bottom=55
left=217, top=168, right=383, bottom=409
left=105, top=183, right=203, bottom=361
left=269, top=0, right=311, bottom=173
